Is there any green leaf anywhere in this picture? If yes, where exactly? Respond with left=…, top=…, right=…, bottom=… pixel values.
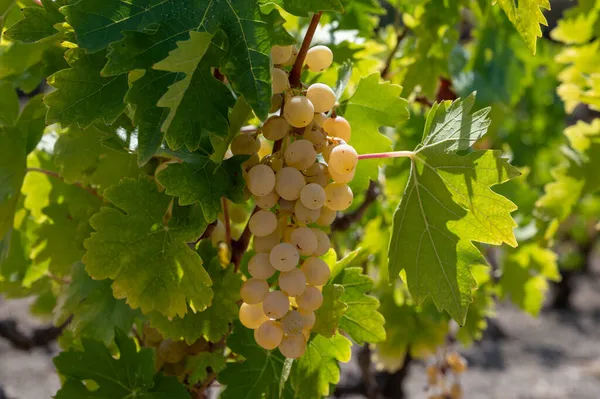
left=388, top=95, right=520, bottom=322
left=0, top=128, right=26, bottom=240
left=4, top=0, right=64, bottom=43
left=0, top=0, right=15, bottom=30
left=211, top=97, right=253, bottom=163
left=84, top=177, right=212, bottom=318
left=312, top=284, right=346, bottom=337
left=54, top=330, right=190, bottom=399
left=456, top=265, right=494, bottom=345
left=260, top=0, right=344, bottom=17
left=156, top=155, right=246, bottom=223
left=262, top=9, right=296, bottom=46
left=290, top=334, right=351, bottom=399
left=17, top=94, right=47, bottom=154
left=333, top=61, right=352, bottom=101
left=496, top=0, right=550, bottom=54
left=341, top=73, right=409, bottom=190
left=0, top=81, right=19, bottom=126
left=187, top=351, right=227, bottom=385
left=45, top=48, right=128, bottom=128
left=55, top=263, right=140, bottom=345
left=218, top=321, right=294, bottom=399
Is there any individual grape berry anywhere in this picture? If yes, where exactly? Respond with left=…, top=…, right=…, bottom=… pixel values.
left=311, top=228, right=331, bottom=257
left=283, top=96, right=315, bottom=128
left=143, top=324, right=163, bottom=347
left=317, top=206, right=337, bottom=226
left=270, top=157, right=284, bottom=172
left=271, top=45, right=293, bottom=64
left=278, top=198, right=295, bottom=214
left=446, top=352, right=468, bottom=373
left=269, top=242, right=300, bottom=271
left=312, top=113, right=327, bottom=126
left=263, top=290, right=290, bottom=319
left=284, top=139, right=317, bottom=170
left=262, top=116, right=290, bottom=141
left=279, top=334, right=307, bottom=358
left=248, top=210, right=278, bottom=237
left=248, top=253, right=277, bottom=279
left=247, top=164, right=276, bottom=196
left=240, top=278, right=269, bottom=304
left=322, top=141, right=337, bottom=163
left=242, top=153, right=260, bottom=173
left=294, top=200, right=320, bottom=225
left=253, top=190, right=280, bottom=210
left=323, top=116, right=351, bottom=142
left=275, top=167, right=306, bottom=200
left=282, top=45, right=298, bottom=66
left=211, top=220, right=227, bottom=246
left=271, top=67, right=290, bottom=94
left=270, top=94, right=283, bottom=113
left=301, top=257, right=330, bottom=286
left=290, top=226, right=318, bottom=256
left=450, top=383, right=463, bottom=399
left=426, top=364, right=438, bottom=385
left=280, top=310, right=305, bottom=335
left=300, top=183, right=326, bottom=210
left=306, top=83, right=336, bottom=113
left=239, top=302, right=269, bottom=329
left=231, top=134, right=260, bottom=155
left=329, top=144, right=358, bottom=174
left=305, top=45, right=333, bottom=72
left=158, top=339, right=187, bottom=364
left=278, top=268, right=307, bottom=297
left=296, top=285, right=323, bottom=311
left=304, top=125, right=326, bottom=149
left=324, top=183, right=353, bottom=211
left=298, top=308, right=315, bottom=330
left=328, top=164, right=355, bottom=184
left=254, top=320, right=284, bottom=350
left=254, top=227, right=282, bottom=253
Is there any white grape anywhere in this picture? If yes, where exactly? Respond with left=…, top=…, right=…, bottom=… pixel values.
left=324, top=183, right=353, bottom=211
left=278, top=198, right=295, bottom=214
left=283, top=96, right=315, bottom=128
left=253, top=190, right=280, bottom=210
left=270, top=157, right=284, bottom=172
left=282, top=223, right=295, bottom=243
left=271, top=45, right=293, bottom=64
left=300, top=183, right=326, bottom=210
left=329, top=144, right=358, bottom=174
left=248, top=253, right=276, bottom=279
left=253, top=227, right=282, bottom=253
left=231, top=134, right=259, bottom=155
left=296, top=285, right=323, bottom=311
left=322, top=141, right=337, bottom=163
left=298, top=308, right=315, bottom=330
left=303, top=126, right=326, bottom=149
left=311, top=228, right=331, bottom=257
left=294, top=200, right=320, bottom=225
left=242, top=153, right=260, bottom=173
left=301, top=257, right=330, bottom=286
left=254, top=320, right=284, bottom=350
left=282, top=46, right=298, bottom=66
left=328, top=164, right=355, bottom=184
left=280, top=310, right=305, bottom=335
left=284, top=139, right=317, bottom=170
left=323, top=116, right=351, bottom=142
left=247, top=164, right=276, bottom=196
left=269, top=242, right=300, bottom=271
left=262, top=290, right=290, bottom=319
left=306, top=83, right=336, bottom=113
left=249, top=210, right=278, bottom=237
left=278, top=268, right=307, bottom=297
left=278, top=334, right=306, bottom=359
left=211, top=220, right=226, bottom=246
left=275, top=167, right=305, bottom=201
left=290, top=227, right=318, bottom=256
left=240, top=278, right=269, bottom=304
left=305, top=45, right=333, bottom=72
left=239, top=302, right=269, bottom=329
left=317, top=206, right=337, bottom=226
left=271, top=68, right=290, bottom=95
left=270, top=94, right=283, bottom=113
left=312, top=113, right=327, bottom=126
left=262, top=116, right=290, bottom=141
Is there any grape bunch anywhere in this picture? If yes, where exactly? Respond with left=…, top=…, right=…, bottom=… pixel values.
left=235, top=43, right=358, bottom=359
left=425, top=351, right=467, bottom=399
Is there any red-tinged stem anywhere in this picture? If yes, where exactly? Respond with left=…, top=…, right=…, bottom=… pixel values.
left=358, top=151, right=414, bottom=160
left=26, top=167, right=102, bottom=199
left=289, top=12, right=323, bottom=88
left=221, top=197, right=231, bottom=247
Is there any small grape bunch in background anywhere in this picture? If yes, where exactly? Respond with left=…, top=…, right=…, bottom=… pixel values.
left=425, top=351, right=468, bottom=399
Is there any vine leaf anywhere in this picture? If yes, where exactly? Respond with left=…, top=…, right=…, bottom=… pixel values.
left=53, top=330, right=189, bottom=398
left=84, top=177, right=212, bottom=319
left=187, top=352, right=227, bottom=385
left=388, top=94, right=520, bottom=323
left=290, top=334, right=352, bottom=399
left=341, top=73, right=409, bottom=190
left=4, top=0, right=64, bottom=43
left=496, top=0, right=550, bottom=54
left=312, top=284, right=346, bottom=338
left=218, top=321, right=295, bottom=399
left=260, top=0, right=344, bottom=17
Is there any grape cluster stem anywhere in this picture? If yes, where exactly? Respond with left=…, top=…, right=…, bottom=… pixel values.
left=289, top=12, right=323, bottom=88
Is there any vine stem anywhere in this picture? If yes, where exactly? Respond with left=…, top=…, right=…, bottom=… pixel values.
left=26, top=167, right=102, bottom=198
left=289, top=12, right=323, bottom=88
left=357, top=151, right=414, bottom=160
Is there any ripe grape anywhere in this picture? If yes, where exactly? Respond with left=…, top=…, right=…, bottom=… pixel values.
left=298, top=308, right=315, bottom=330
left=271, top=67, right=290, bottom=94
left=278, top=268, right=307, bottom=297
left=323, top=116, right=351, bottom=142
left=426, top=364, right=438, bottom=385
left=158, top=339, right=187, bottom=364
left=270, top=94, right=283, bottom=112
left=240, top=278, right=269, bottom=304
left=280, top=310, right=305, bottom=335
left=278, top=334, right=306, bottom=359
left=322, top=141, right=337, bottom=163
left=290, top=226, right=318, bottom=256
left=328, top=164, right=355, bottom=184
left=278, top=198, right=295, bottom=214
left=211, top=220, right=226, bottom=246
left=304, top=125, right=326, bottom=149
left=300, top=183, right=326, bottom=210
left=306, top=83, right=336, bottom=113
left=282, top=46, right=298, bottom=66
left=231, top=134, right=259, bottom=155
left=294, top=200, right=320, bottom=225
left=269, top=242, right=300, bottom=271
left=284, top=139, right=317, bottom=170
left=247, top=164, right=276, bottom=196
left=270, top=157, right=284, bottom=172
left=305, top=45, right=333, bottom=72
left=254, top=320, right=284, bottom=350
left=296, top=285, right=323, bottom=311
left=262, top=116, right=290, bottom=141
left=253, top=190, right=280, bottom=210
left=262, top=290, right=290, bottom=319
left=275, top=167, right=305, bottom=200
left=324, top=183, right=353, bottom=211
left=143, top=324, right=163, bottom=347
left=450, top=383, right=463, bottom=399
left=239, top=302, right=269, bottom=329
left=283, top=96, right=314, bottom=128
left=316, top=206, right=337, bottom=226
left=446, top=352, right=467, bottom=373
left=249, top=210, right=278, bottom=237
left=329, top=144, right=358, bottom=174
left=254, top=227, right=282, bottom=253
left=242, top=152, right=260, bottom=172
left=311, top=228, right=331, bottom=257
left=248, top=253, right=276, bottom=279
left=271, top=45, right=293, bottom=64
left=312, top=113, right=327, bottom=126
left=301, top=257, right=330, bottom=286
